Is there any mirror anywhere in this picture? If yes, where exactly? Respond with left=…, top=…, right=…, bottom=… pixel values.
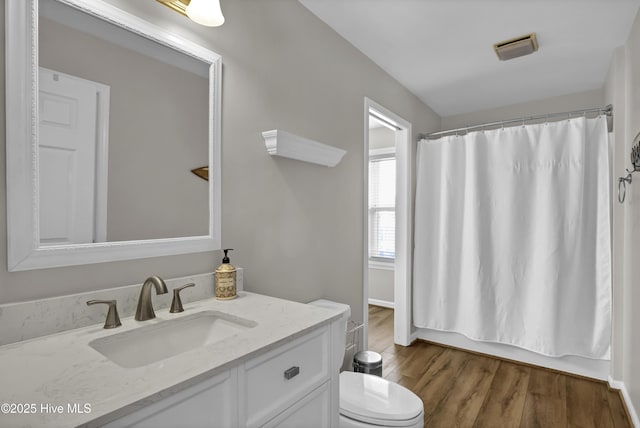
left=6, top=0, right=222, bottom=271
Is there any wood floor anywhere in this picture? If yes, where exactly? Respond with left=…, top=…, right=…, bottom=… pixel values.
left=367, top=305, right=631, bottom=428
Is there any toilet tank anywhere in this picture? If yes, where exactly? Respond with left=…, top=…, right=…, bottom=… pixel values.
left=308, top=299, right=351, bottom=368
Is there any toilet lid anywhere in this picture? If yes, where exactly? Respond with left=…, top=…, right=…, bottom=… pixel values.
left=340, top=371, right=423, bottom=425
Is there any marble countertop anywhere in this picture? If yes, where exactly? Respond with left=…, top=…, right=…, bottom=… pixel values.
left=0, top=292, right=340, bottom=428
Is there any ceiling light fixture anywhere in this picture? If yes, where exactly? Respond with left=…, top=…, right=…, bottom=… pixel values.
left=156, top=0, right=225, bottom=27
left=493, top=33, right=538, bottom=61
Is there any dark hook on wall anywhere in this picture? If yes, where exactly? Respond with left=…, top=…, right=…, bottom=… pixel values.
left=618, top=131, right=640, bottom=203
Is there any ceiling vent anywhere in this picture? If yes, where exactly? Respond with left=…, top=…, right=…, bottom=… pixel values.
left=493, top=33, right=538, bottom=61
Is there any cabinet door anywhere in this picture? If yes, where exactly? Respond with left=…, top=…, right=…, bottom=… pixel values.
left=261, top=382, right=330, bottom=428
left=102, top=369, right=237, bottom=428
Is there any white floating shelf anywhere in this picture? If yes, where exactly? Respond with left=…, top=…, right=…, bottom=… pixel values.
left=261, top=129, right=346, bottom=167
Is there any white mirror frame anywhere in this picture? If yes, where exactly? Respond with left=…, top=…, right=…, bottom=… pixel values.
left=6, top=0, right=222, bottom=271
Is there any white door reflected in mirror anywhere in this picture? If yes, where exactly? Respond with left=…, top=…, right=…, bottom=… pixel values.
left=39, top=68, right=109, bottom=246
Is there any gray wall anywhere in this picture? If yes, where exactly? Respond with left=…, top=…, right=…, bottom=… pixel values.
left=605, top=47, right=626, bottom=389
left=369, top=126, right=395, bottom=150
left=368, top=267, right=394, bottom=304
left=441, top=89, right=604, bottom=130
left=0, top=0, right=441, bottom=326
left=604, top=8, right=640, bottom=414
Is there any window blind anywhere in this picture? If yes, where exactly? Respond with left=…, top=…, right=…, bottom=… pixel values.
left=369, top=156, right=395, bottom=260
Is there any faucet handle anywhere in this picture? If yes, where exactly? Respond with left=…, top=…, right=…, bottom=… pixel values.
left=170, top=283, right=196, bottom=313
left=87, top=300, right=122, bottom=329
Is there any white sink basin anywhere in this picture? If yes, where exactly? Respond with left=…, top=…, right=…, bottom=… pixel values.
left=89, top=310, right=257, bottom=368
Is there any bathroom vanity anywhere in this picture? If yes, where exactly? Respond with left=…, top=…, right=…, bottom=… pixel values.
left=0, top=292, right=342, bottom=427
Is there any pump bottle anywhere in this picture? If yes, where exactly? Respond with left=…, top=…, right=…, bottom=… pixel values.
left=215, top=249, right=237, bottom=300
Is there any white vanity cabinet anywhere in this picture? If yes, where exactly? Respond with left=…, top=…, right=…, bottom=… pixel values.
left=101, top=369, right=238, bottom=428
left=0, top=292, right=341, bottom=428
left=100, top=324, right=336, bottom=428
left=239, top=325, right=332, bottom=427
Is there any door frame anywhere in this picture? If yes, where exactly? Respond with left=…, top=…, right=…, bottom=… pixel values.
left=363, top=97, right=413, bottom=349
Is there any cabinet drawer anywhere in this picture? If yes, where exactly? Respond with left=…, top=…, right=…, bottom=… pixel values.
left=261, top=382, right=330, bottom=428
left=241, top=326, right=331, bottom=427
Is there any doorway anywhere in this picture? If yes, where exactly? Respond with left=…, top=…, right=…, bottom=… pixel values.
left=363, top=98, right=412, bottom=351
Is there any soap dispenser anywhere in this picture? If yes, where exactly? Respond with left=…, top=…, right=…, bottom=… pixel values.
left=215, top=249, right=237, bottom=300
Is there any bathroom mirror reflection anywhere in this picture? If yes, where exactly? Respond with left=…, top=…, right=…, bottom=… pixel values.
left=39, top=0, right=208, bottom=244
left=5, top=0, right=222, bottom=271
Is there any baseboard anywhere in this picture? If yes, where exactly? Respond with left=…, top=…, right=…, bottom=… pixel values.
left=368, top=298, right=394, bottom=309
left=608, top=376, right=640, bottom=427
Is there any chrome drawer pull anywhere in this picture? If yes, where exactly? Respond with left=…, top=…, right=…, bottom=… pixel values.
left=284, top=366, right=300, bottom=380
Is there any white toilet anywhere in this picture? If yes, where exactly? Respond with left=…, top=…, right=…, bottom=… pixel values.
left=309, top=300, right=424, bottom=428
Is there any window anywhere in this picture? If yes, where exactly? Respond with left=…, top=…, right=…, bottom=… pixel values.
left=369, top=151, right=395, bottom=262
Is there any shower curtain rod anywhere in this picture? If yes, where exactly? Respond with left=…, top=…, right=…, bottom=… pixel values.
left=419, top=104, right=613, bottom=140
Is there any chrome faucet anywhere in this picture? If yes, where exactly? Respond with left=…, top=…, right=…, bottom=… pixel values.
left=135, top=276, right=168, bottom=321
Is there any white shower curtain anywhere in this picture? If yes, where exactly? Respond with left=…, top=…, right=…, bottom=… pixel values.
left=413, top=116, right=611, bottom=359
